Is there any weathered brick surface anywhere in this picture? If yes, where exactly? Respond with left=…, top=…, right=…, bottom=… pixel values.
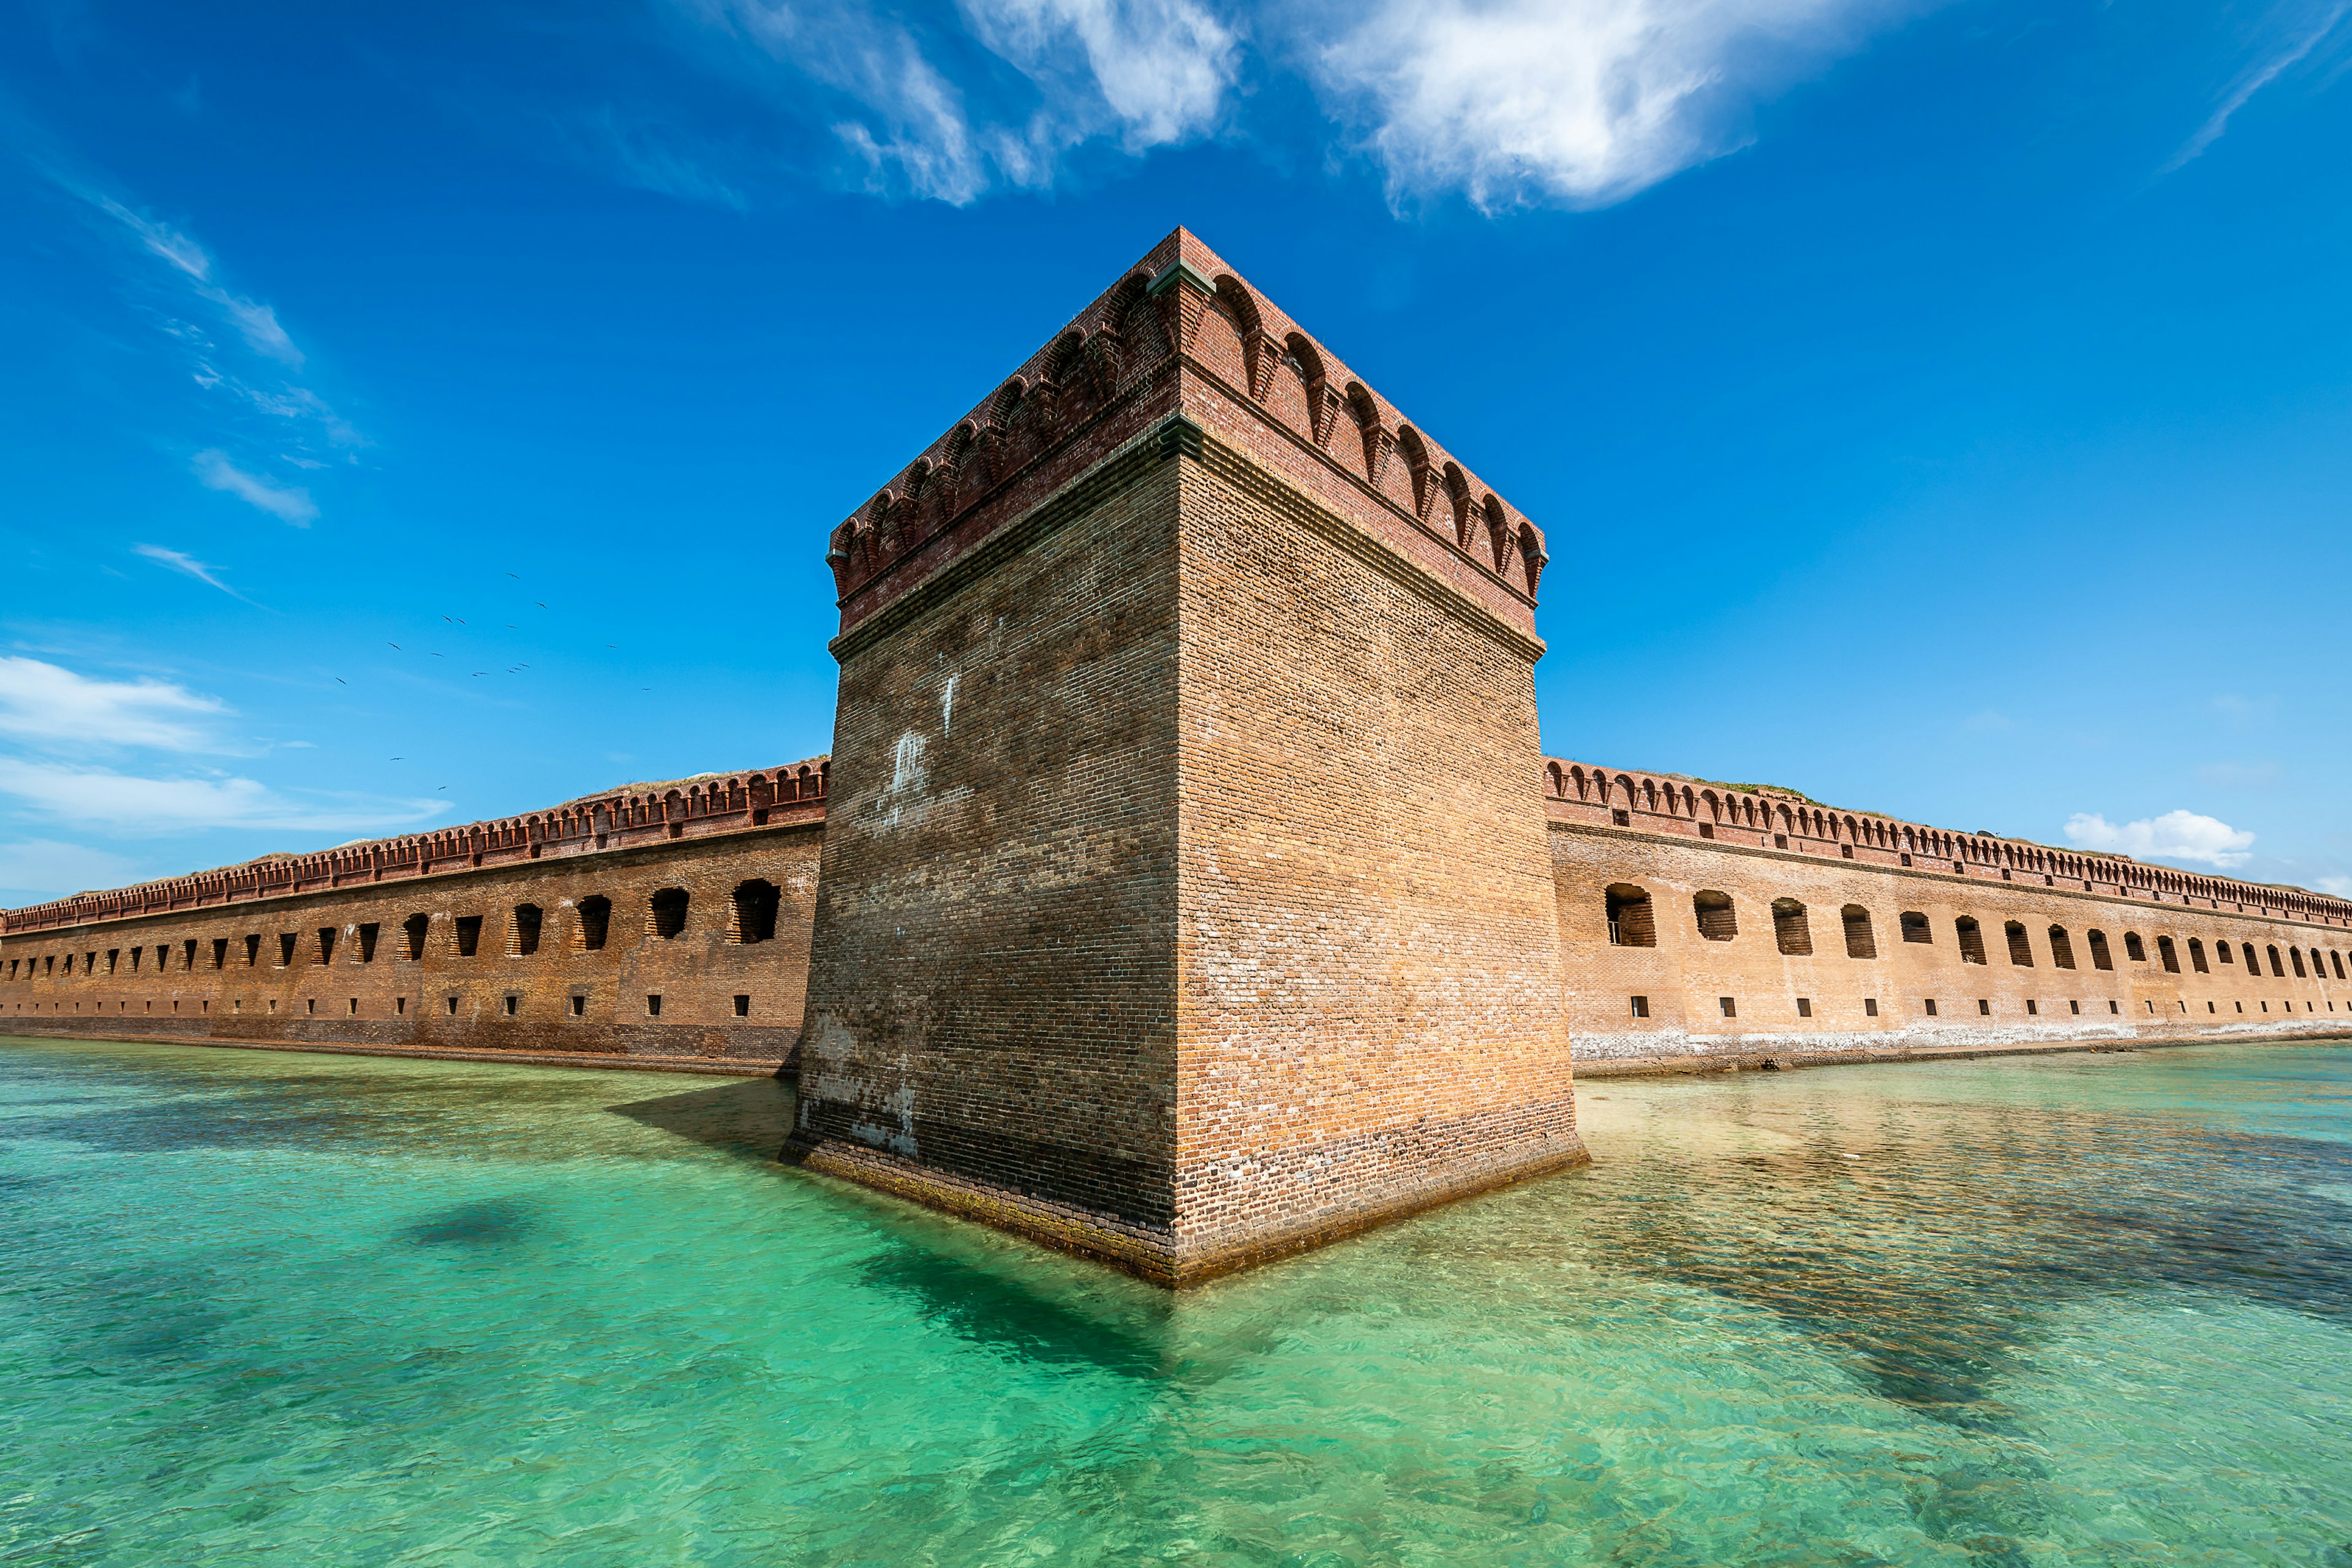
left=796, top=453, right=1185, bottom=1232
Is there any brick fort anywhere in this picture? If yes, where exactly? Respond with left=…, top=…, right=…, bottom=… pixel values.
left=7, top=230, right=2350, bottom=1283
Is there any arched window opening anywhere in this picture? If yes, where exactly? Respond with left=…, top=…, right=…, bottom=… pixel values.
left=1694, top=891, right=1738, bottom=942
left=733, top=879, right=781, bottom=944
left=1604, top=884, right=1655, bottom=947
left=2087, top=930, right=2114, bottom=971
left=2335, top=951, right=2348, bottom=981
left=1956, top=917, right=1988, bottom=965
left=576, top=895, right=611, bottom=952
left=453, top=916, right=483, bottom=958
left=1842, top=905, right=1877, bottom=959
left=2004, top=921, right=2034, bottom=967
left=650, top=888, right=689, bottom=941
left=401, top=914, right=429, bottom=962
left=2244, top=943, right=2260, bottom=973
left=2188, top=938, right=2209, bottom=974
left=1772, top=899, right=1812, bottom=956
left=2048, top=927, right=2076, bottom=970
left=316, top=927, right=337, bottom=965
left=2267, top=944, right=2285, bottom=978
left=2291, top=947, right=2309, bottom=979
left=2158, top=936, right=2181, bottom=974
left=1901, top=911, right=1932, bottom=944
left=2124, top=932, right=2147, bottom=963
left=512, top=903, right=543, bottom=957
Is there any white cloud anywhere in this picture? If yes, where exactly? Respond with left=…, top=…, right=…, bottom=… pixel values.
left=679, top=0, right=1907, bottom=207
left=134, top=543, right=241, bottom=598
left=0, top=759, right=447, bottom=835
left=194, top=449, right=317, bottom=525
left=2318, top=876, right=2352, bottom=897
left=1314, top=0, right=1907, bottom=209
left=0, top=840, right=142, bottom=900
left=701, top=0, right=1238, bottom=202
left=962, top=0, right=1238, bottom=149
left=2064, top=809, right=2256, bottom=869
left=0, top=657, right=228, bottom=752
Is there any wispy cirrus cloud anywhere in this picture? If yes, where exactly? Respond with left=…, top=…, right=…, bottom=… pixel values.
left=0, top=839, right=143, bottom=900
left=2165, top=0, right=2348, bottom=172
left=697, top=0, right=1237, bottom=202
left=2064, top=809, right=2256, bottom=869
left=134, top=543, right=252, bottom=603
left=0, top=656, right=228, bottom=752
left=29, top=159, right=361, bottom=521
left=81, top=189, right=306, bottom=366
left=194, top=449, right=317, bottom=525
left=0, top=758, right=445, bottom=835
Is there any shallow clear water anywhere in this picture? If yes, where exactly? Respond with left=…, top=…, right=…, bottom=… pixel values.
left=4, top=1036, right=2351, bottom=1566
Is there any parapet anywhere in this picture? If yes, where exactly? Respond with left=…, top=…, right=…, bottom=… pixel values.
left=0, top=758, right=828, bottom=937
left=827, top=227, right=1548, bottom=641
left=1544, top=758, right=2352, bottom=929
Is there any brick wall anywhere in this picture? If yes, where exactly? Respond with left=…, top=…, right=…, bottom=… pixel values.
left=1551, top=814, right=2352, bottom=1066
left=1, top=780, right=826, bottom=1068
left=1170, top=448, right=1580, bottom=1275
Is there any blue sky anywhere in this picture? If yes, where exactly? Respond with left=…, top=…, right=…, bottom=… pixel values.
left=1, top=0, right=2347, bottom=905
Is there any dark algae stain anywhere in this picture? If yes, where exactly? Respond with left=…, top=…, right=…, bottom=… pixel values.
left=1583, top=1095, right=2352, bottom=1428
left=401, top=1197, right=537, bottom=1247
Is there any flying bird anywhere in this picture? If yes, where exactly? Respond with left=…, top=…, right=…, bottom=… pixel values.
left=390, top=756, right=402, bottom=761
left=335, top=678, right=346, bottom=685
left=506, top=573, right=519, bottom=579
left=535, top=602, right=546, bottom=609
left=388, top=643, right=400, bottom=650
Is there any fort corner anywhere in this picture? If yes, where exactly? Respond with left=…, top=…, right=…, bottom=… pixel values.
left=788, top=228, right=1588, bottom=1284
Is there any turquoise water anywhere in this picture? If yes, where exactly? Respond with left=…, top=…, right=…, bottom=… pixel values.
left=4, top=1038, right=2351, bottom=1566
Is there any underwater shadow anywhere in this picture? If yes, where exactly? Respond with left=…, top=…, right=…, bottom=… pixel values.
left=605, top=1077, right=798, bottom=1163
left=855, top=1242, right=1178, bottom=1383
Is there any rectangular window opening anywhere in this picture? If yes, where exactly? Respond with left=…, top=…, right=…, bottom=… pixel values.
left=1629, top=995, right=1649, bottom=1019
left=1795, top=997, right=1812, bottom=1019
left=647, top=993, right=663, bottom=1017
left=1864, top=998, right=1879, bottom=1017
left=570, top=994, right=586, bottom=1017
left=1978, top=998, right=1991, bottom=1016
left=2026, top=1000, right=2038, bottom=1016
left=1719, top=996, right=1736, bottom=1019
left=1924, top=998, right=1938, bottom=1017
left=446, top=995, right=459, bottom=1016
left=733, top=993, right=751, bottom=1017
left=503, top=995, right=518, bottom=1017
